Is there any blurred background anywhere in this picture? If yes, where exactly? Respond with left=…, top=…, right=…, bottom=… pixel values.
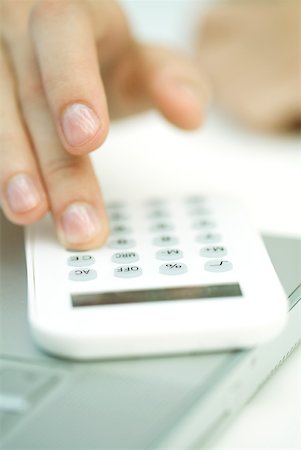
left=93, top=0, right=300, bottom=237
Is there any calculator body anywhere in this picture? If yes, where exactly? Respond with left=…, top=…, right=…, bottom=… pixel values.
left=25, top=195, right=288, bottom=359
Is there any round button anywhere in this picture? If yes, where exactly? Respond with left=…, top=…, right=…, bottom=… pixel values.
left=195, top=233, right=222, bottom=244
left=111, top=225, right=132, bottom=235
left=67, top=255, right=95, bottom=267
left=156, top=248, right=183, bottom=261
left=108, top=238, right=136, bottom=250
left=148, top=209, right=170, bottom=219
left=200, top=246, right=227, bottom=258
left=150, top=222, right=174, bottom=233
left=69, top=269, right=97, bottom=281
left=152, top=235, right=179, bottom=247
left=192, top=219, right=216, bottom=230
left=114, top=265, right=142, bottom=278
left=185, top=195, right=205, bottom=205
left=109, top=211, right=129, bottom=222
left=111, top=251, right=139, bottom=264
left=159, top=262, right=187, bottom=275
left=188, top=207, right=210, bottom=216
left=204, top=260, right=233, bottom=272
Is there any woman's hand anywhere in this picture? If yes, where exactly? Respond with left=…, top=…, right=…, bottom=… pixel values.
left=0, top=0, right=207, bottom=249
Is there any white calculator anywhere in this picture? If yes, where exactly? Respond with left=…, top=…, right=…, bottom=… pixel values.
left=25, top=195, right=288, bottom=359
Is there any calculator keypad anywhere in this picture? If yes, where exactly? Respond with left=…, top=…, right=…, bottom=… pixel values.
left=67, top=196, right=235, bottom=287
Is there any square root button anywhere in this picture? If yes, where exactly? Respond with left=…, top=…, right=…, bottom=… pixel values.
left=205, top=260, right=233, bottom=272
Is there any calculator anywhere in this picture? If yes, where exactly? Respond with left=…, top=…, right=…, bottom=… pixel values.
left=25, top=194, right=288, bottom=359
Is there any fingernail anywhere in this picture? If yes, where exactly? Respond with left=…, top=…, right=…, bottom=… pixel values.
left=60, top=203, right=101, bottom=244
left=6, top=174, right=41, bottom=213
left=61, top=103, right=101, bottom=147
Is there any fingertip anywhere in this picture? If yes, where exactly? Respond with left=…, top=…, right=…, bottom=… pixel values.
left=60, top=102, right=109, bottom=155
left=151, top=76, right=206, bottom=130
left=1, top=173, right=49, bottom=225
left=56, top=202, right=110, bottom=250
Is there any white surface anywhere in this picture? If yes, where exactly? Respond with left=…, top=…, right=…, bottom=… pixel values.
left=90, top=0, right=301, bottom=446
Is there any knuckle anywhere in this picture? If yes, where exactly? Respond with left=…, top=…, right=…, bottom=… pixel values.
left=30, top=0, right=72, bottom=26
left=19, top=77, right=45, bottom=105
left=44, top=156, right=83, bottom=182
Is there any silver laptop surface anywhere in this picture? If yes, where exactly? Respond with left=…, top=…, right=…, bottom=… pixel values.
left=1, top=214, right=300, bottom=449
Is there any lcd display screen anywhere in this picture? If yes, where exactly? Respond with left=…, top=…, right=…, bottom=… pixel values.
left=72, top=283, right=242, bottom=307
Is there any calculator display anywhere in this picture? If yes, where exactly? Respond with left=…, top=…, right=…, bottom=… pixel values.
left=72, top=283, right=242, bottom=307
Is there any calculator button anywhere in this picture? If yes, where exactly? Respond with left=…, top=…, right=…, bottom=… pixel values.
left=195, top=232, right=222, bottom=244
left=188, top=207, right=210, bottom=216
left=200, top=246, right=227, bottom=258
left=185, top=195, right=205, bottom=204
left=153, top=235, right=179, bottom=247
left=69, top=269, right=97, bottom=281
left=111, top=225, right=132, bottom=235
left=108, top=238, right=136, bottom=249
left=114, top=265, right=142, bottom=278
left=67, top=254, right=95, bottom=267
left=144, top=198, right=166, bottom=207
left=148, top=209, right=170, bottom=219
left=204, top=260, right=233, bottom=272
left=106, top=201, right=125, bottom=209
left=192, top=219, right=216, bottom=230
left=156, top=248, right=183, bottom=261
left=111, top=251, right=139, bottom=264
left=159, top=262, right=187, bottom=275
left=150, top=222, right=174, bottom=233
left=109, top=211, right=129, bottom=222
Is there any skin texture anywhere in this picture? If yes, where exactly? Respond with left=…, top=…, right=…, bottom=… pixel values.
left=197, top=0, right=301, bottom=132
left=0, top=0, right=208, bottom=250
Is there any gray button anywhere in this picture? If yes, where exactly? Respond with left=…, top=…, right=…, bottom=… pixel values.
left=109, top=211, right=129, bottom=222
left=204, top=260, right=233, bottom=272
left=192, top=219, right=216, bottom=230
left=108, top=238, right=136, bottom=249
left=200, top=246, right=227, bottom=258
left=159, top=262, right=187, bottom=275
left=111, top=224, right=132, bottom=235
left=145, top=198, right=166, bottom=207
left=114, top=265, right=142, bottom=278
left=195, top=232, right=222, bottom=244
left=153, top=235, right=179, bottom=247
left=106, top=201, right=125, bottom=209
left=67, top=254, right=95, bottom=267
left=69, top=269, right=97, bottom=281
left=156, top=248, right=183, bottom=261
left=150, top=222, right=174, bottom=233
left=188, top=207, right=210, bottom=216
left=185, top=195, right=205, bottom=204
left=148, top=209, right=170, bottom=219
left=111, top=251, right=139, bottom=264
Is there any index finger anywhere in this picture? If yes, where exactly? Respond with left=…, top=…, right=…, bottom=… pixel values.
left=30, top=0, right=110, bottom=155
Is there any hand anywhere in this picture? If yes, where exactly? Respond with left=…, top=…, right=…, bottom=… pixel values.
left=0, top=0, right=208, bottom=249
left=197, top=0, right=301, bottom=131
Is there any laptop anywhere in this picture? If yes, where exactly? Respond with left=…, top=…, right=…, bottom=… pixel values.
left=1, top=213, right=300, bottom=449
